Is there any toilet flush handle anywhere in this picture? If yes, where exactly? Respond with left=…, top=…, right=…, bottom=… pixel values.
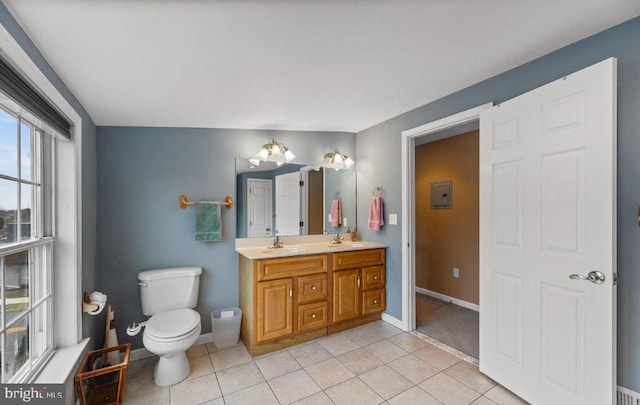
left=126, top=321, right=147, bottom=336
left=138, top=282, right=148, bottom=287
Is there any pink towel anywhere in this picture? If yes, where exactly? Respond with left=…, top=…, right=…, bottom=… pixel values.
left=331, top=199, right=342, bottom=227
left=368, top=196, right=384, bottom=231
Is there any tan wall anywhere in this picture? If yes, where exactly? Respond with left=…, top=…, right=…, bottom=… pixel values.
left=415, top=130, right=479, bottom=304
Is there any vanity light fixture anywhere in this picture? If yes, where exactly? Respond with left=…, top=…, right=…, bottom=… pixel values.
left=256, top=138, right=296, bottom=164
left=321, top=148, right=355, bottom=170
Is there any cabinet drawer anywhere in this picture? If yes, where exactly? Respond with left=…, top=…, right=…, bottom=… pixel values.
left=257, top=254, right=327, bottom=281
left=330, top=249, right=385, bottom=271
left=297, top=301, right=328, bottom=332
left=362, top=266, right=385, bottom=290
left=362, top=289, right=385, bottom=315
left=297, top=274, right=328, bottom=303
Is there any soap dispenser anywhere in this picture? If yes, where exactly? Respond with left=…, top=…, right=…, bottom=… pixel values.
left=351, top=226, right=358, bottom=242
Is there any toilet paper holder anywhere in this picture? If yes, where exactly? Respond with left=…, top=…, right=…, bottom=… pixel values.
left=82, top=291, right=107, bottom=315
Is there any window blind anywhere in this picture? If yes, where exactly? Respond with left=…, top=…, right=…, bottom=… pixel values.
left=0, top=56, right=72, bottom=140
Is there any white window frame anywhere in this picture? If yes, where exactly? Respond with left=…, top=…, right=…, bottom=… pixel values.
left=0, top=112, right=55, bottom=382
left=0, top=21, right=84, bottom=381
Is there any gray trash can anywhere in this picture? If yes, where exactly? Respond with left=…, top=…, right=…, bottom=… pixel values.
left=211, top=308, right=242, bottom=348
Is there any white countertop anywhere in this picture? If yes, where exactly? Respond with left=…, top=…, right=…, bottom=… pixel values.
left=235, top=240, right=387, bottom=260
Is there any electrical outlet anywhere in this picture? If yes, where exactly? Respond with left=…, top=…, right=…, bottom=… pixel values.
left=453, top=267, right=460, bottom=278
left=389, top=214, right=398, bottom=225
left=343, top=218, right=348, bottom=227
left=328, top=214, right=332, bottom=222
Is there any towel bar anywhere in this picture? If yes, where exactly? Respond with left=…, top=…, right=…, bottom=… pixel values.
left=180, top=194, right=233, bottom=209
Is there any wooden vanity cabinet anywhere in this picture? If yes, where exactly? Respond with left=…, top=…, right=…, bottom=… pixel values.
left=239, top=248, right=385, bottom=356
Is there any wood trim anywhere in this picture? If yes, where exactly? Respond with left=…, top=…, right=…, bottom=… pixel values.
left=238, top=255, right=254, bottom=347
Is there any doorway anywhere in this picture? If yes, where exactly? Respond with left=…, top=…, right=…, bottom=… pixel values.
left=414, top=126, right=480, bottom=359
left=400, top=103, right=492, bottom=335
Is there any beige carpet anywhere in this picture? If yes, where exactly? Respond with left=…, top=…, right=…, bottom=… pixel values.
left=416, top=294, right=479, bottom=359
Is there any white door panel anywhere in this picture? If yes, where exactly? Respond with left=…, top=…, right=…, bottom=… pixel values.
left=480, top=58, right=616, bottom=405
left=248, top=178, right=272, bottom=237
left=276, top=171, right=301, bottom=236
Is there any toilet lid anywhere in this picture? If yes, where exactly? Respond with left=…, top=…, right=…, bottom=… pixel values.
left=146, top=309, right=200, bottom=339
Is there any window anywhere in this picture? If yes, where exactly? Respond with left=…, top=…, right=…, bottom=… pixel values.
left=0, top=101, right=53, bottom=383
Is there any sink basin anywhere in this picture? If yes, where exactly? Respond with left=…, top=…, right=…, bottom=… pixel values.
left=259, top=247, right=305, bottom=254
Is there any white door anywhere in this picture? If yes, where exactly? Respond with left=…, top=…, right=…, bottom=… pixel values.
left=247, top=178, right=272, bottom=237
left=479, top=58, right=616, bottom=405
left=275, top=171, right=301, bottom=236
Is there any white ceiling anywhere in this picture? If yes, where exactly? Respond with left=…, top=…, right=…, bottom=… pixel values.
left=3, top=0, right=639, bottom=133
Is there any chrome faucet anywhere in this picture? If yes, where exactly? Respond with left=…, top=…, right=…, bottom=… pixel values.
left=331, top=232, right=343, bottom=244
left=269, top=235, right=284, bottom=249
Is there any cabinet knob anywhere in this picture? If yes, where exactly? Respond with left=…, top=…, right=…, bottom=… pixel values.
left=311, top=313, right=317, bottom=319
left=311, top=285, right=317, bottom=291
left=373, top=300, right=378, bottom=304
left=374, top=276, right=378, bottom=280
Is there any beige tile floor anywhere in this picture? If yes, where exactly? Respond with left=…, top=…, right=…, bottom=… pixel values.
left=123, top=321, right=528, bottom=405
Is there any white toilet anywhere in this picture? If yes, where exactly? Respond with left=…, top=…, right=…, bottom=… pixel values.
left=134, top=267, right=202, bottom=386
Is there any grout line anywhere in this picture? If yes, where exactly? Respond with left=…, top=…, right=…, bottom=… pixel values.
left=411, top=330, right=479, bottom=366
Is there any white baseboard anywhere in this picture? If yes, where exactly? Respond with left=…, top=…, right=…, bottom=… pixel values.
left=381, top=313, right=406, bottom=331
left=415, top=287, right=479, bottom=312
left=129, top=332, right=213, bottom=362
left=617, top=385, right=640, bottom=405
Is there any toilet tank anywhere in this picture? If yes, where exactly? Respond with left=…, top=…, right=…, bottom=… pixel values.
left=138, top=267, right=202, bottom=316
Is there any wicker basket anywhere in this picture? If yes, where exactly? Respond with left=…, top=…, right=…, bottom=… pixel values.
left=74, top=343, right=131, bottom=405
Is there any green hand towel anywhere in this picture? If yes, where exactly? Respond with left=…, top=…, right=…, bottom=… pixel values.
left=195, top=202, right=221, bottom=242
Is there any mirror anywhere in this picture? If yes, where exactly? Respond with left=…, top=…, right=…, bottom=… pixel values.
left=236, top=158, right=356, bottom=238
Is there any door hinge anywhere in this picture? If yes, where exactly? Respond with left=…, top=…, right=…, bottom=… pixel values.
left=613, top=273, right=618, bottom=285
left=299, top=221, right=304, bottom=227
left=299, top=180, right=304, bottom=187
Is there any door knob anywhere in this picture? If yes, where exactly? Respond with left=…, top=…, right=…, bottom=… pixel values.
left=569, top=271, right=606, bottom=284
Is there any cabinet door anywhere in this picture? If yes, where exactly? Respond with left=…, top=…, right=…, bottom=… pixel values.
left=256, top=279, right=293, bottom=342
left=332, top=269, right=361, bottom=323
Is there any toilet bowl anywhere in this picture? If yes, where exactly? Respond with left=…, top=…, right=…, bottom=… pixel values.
left=142, top=308, right=201, bottom=386
left=129, top=267, right=203, bottom=387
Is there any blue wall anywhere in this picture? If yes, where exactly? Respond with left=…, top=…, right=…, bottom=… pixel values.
left=0, top=3, right=100, bottom=345
left=356, top=16, right=640, bottom=391
left=96, top=127, right=354, bottom=348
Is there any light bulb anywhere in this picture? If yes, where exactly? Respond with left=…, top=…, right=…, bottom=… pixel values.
left=284, top=149, right=295, bottom=162
left=257, top=147, right=269, bottom=160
